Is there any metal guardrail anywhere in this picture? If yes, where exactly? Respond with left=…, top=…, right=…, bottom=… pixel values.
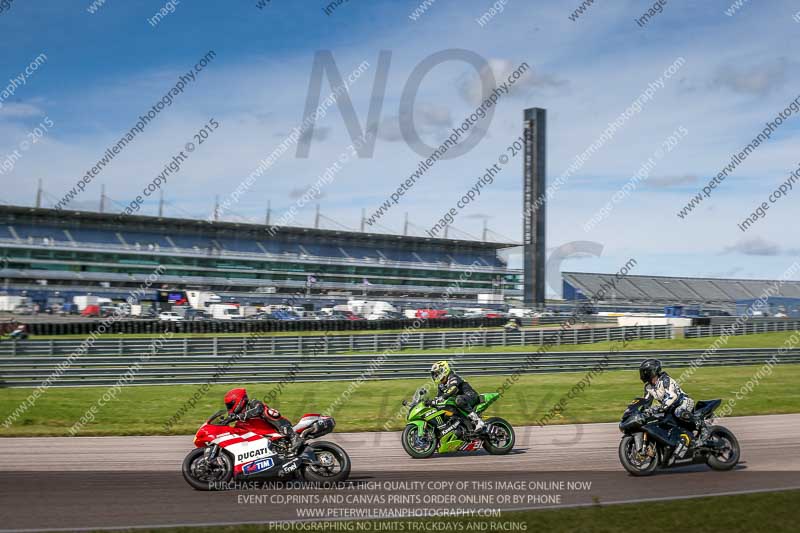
left=0, top=325, right=670, bottom=359
left=684, top=320, right=800, bottom=338
left=0, top=346, right=791, bottom=388
left=0, top=325, right=671, bottom=387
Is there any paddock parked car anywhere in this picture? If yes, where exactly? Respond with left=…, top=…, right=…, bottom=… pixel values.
left=81, top=305, right=101, bottom=317
left=158, top=312, right=184, bottom=322
left=269, top=310, right=301, bottom=320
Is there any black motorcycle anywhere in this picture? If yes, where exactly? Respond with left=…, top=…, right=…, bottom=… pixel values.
left=618, top=397, right=740, bottom=476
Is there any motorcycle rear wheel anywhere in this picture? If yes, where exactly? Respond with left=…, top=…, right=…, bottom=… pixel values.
left=705, top=426, right=740, bottom=471
left=483, top=417, right=515, bottom=455
left=301, top=441, right=351, bottom=483
left=401, top=424, right=437, bottom=458
left=619, top=435, right=658, bottom=476
left=182, top=448, right=233, bottom=491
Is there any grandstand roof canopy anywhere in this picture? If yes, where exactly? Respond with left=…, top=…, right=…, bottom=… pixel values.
left=562, top=271, right=800, bottom=304
left=0, top=205, right=515, bottom=251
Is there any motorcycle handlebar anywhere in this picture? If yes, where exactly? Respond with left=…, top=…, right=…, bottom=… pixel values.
left=216, top=413, right=240, bottom=425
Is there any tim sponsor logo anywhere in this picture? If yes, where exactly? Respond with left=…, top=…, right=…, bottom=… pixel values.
left=243, top=457, right=274, bottom=474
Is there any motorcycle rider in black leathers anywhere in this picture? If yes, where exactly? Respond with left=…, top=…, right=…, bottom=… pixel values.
left=429, top=360, right=485, bottom=432
left=224, top=388, right=301, bottom=451
left=639, top=359, right=709, bottom=447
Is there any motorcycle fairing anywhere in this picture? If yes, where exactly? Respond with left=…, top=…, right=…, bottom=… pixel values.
left=407, top=402, right=447, bottom=435
left=437, top=417, right=467, bottom=453
left=694, top=399, right=721, bottom=418
left=475, top=393, right=499, bottom=413
left=293, top=414, right=335, bottom=438
left=460, top=439, right=483, bottom=452
left=293, top=414, right=324, bottom=432
left=222, top=436, right=277, bottom=465
left=242, top=457, right=276, bottom=476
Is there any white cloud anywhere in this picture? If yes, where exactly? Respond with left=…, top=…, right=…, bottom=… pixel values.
left=722, top=237, right=781, bottom=256
left=377, top=102, right=453, bottom=142
left=0, top=102, right=46, bottom=119
left=710, top=58, right=793, bottom=95
left=646, top=174, right=698, bottom=188
left=458, top=58, right=567, bottom=106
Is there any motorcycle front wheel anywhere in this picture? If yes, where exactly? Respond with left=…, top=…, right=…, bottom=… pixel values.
left=401, top=424, right=437, bottom=458
left=301, top=441, right=351, bottom=483
left=705, top=426, right=740, bottom=471
left=182, top=447, right=233, bottom=491
left=619, top=435, right=658, bottom=476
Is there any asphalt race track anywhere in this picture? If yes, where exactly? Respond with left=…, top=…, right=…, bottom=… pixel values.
left=1, top=414, right=799, bottom=531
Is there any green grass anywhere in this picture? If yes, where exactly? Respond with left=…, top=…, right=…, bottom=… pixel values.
left=130, top=489, right=800, bottom=533
left=2, top=361, right=798, bottom=437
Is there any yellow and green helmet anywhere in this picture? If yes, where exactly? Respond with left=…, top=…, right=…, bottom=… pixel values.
left=430, top=360, right=451, bottom=382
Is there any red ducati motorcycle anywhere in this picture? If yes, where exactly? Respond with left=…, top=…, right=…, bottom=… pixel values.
left=182, top=410, right=351, bottom=490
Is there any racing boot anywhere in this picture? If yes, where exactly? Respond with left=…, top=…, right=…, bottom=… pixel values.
left=279, top=423, right=302, bottom=454
left=468, top=412, right=486, bottom=433
left=693, top=415, right=710, bottom=447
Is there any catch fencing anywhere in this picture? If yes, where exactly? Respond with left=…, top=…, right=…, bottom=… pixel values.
left=684, top=320, right=800, bottom=338
left=15, top=317, right=506, bottom=336
left=10, top=315, right=618, bottom=336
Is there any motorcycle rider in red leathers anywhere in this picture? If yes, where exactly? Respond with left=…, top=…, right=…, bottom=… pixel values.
left=224, top=388, right=300, bottom=450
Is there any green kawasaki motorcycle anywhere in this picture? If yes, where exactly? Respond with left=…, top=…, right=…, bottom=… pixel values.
left=401, top=386, right=515, bottom=458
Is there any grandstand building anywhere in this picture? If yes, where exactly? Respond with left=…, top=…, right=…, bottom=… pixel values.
left=563, top=271, right=800, bottom=312
left=0, top=205, right=521, bottom=307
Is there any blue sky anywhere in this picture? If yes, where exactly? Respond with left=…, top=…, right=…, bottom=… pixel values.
left=1, top=0, right=800, bottom=295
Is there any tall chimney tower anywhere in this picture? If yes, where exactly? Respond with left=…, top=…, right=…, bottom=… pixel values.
left=523, top=108, right=546, bottom=307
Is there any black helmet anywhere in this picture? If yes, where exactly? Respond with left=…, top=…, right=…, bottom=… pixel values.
left=639, top=359, right=662, bottom=383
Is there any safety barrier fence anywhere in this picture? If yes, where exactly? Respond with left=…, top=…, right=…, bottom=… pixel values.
left=0, top=325, right=673, bottom=387
left=684, top=320, right=800, bottom=338
left=0, top=325, right=670, bottom=358
left=1, top=345, right=792, bottom=388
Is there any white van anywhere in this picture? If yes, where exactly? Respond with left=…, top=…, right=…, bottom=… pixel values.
left=208, top=304, right=243, bottom=320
